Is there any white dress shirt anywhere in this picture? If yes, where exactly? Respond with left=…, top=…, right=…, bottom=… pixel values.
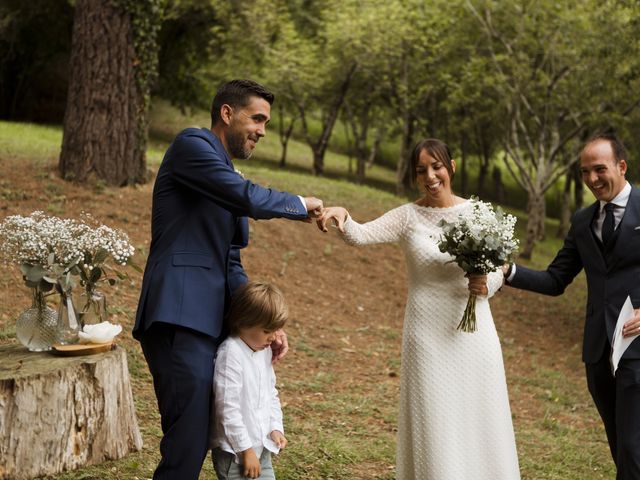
left=593, top=181, right=630, bottom=242
left=211, top=336, right=284, bottom=462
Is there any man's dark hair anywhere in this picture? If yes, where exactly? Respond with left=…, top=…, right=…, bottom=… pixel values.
left=210, top=79, right=275, bottom=127
left=586, top=132, right=628, bottom=163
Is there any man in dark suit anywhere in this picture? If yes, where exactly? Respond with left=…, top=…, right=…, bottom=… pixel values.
left=504, top=133, right=640, bottom=479
left=133, top=79, right=323, bottom=479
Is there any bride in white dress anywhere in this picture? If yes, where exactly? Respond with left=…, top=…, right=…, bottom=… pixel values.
left=319, top=139, right=520, bottom=480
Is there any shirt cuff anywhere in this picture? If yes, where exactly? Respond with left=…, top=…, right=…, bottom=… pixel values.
left=297, top=196, right=307, bottom=213
left=506, top=264, right=517, bottom=283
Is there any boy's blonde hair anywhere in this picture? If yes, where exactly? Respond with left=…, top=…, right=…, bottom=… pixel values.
left=226, top=281, right=288, bottom=336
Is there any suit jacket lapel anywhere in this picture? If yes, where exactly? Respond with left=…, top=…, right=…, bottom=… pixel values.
left=581, top=202, right=604, bottom=251
left=604, top=186, right=640, bottom=269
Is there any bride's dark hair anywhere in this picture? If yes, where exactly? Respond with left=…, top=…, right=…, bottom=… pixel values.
left=410, top=138, right=455, bottom=186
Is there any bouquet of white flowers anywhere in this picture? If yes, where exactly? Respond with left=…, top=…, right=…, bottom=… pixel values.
left=437, top=198, right=519, bottom=332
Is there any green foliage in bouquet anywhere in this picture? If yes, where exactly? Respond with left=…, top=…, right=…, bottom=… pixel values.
left=437, top=198, right=519, bottom=332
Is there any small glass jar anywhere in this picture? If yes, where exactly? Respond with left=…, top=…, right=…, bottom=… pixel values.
left=15, top=288, right=59, bottom=351
left=79, top=289, right=109, bottom=327
left=56, top=291, right=80, bottom=345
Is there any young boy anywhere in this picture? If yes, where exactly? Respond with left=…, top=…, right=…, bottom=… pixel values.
left=211, top=281, right=288, bottom=480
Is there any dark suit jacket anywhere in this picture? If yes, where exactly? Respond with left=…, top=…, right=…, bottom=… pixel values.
left=509, top=185, right=640, bottom=363
left=133, top=128, right=306, bottom=339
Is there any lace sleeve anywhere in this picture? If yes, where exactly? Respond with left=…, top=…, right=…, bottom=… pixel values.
left=342, top=205, right=410, bottom=246
left=487, top=268, right=505, bottom=298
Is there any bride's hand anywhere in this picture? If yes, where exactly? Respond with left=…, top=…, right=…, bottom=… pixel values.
left=317, top=206, right=349, bottom=233
left=466, top=273, right=488, bottom=296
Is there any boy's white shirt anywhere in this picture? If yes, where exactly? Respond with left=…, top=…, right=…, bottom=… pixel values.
left=211, top=336, right=284, bottom=463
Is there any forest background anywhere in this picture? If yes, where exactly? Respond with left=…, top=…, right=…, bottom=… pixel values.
left=1, top=0, right=640, bottom=478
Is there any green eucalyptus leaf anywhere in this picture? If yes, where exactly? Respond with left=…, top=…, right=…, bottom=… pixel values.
left=24, top=264, right=47, bottom=283
left=24, top=278, right=40, bottom=288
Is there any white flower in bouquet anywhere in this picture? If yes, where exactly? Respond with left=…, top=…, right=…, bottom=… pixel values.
left=437, top=198, right=519, bottom=332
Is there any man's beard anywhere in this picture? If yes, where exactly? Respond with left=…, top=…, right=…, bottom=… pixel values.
left=227, top=129, right=253, bottom=159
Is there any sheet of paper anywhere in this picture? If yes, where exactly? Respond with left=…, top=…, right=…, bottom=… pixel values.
left=611, top=296, right=640, bottom=376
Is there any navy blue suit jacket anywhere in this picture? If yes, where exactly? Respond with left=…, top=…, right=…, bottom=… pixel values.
left=509, top=186, right=640, bottom=363
left=133, top=128, right=306, bottom=339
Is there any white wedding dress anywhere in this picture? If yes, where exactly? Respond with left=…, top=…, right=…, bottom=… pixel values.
left=343, top=201, right=520, bottom=480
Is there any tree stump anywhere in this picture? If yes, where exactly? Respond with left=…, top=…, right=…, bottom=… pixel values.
left=0, top=343, right=143, bottom=479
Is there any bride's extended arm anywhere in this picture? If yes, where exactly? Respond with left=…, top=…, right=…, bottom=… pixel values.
left=319, top=205, right=410, bottom=246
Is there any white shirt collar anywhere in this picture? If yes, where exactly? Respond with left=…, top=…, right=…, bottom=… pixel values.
left=600, top=181, right=631, bottom=211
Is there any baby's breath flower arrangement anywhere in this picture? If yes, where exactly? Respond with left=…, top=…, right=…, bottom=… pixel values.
left=437, top=198, right=519, bottom=333
left=70, top=213, right=137, bottom=324
left=0, top=211, right=136, bottom=342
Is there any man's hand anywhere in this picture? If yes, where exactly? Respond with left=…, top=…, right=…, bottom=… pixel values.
left=317, top=206, right=349, bottom=233
left=623, top=308, right=640, bottom=338
left=270, top=430, right=288, bottom=449
left=466, top=273, right=489, bottom=296
left=270, top=329, right=289, bottom=364
left=240, top=448, right=261, bottom=479
left=304, top=197, right=324, bottom=219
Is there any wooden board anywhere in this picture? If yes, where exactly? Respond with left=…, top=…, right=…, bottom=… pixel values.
left=51, top=341, right=114, bottom=356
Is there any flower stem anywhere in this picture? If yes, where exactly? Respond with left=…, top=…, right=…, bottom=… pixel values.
left=457, top=293, right=477, bottom=333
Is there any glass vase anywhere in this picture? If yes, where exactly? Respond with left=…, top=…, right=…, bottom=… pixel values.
left=79, top=290, right=109, bottom=327
left=56, top=291, right=80, bottom=345
left=15, top=288, right=59, bottom=352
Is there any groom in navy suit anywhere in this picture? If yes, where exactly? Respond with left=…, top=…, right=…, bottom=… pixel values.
left=133, top=79, right=323, bottom=479
left=504, top=133, right=640, bottom=479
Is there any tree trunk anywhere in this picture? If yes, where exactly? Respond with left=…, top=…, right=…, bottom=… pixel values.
left=0, top=344, right=142, bottom=479
left=477, top=136, right=491, bottom=199
left=278, top=104, right=296, bottom=168
left=350, top=105, right=371, bottom=185
left=557, top=168, right=573, bottom=238
left=520, top=191, right=547, bottom=259
left=396, top=113, right=415, bottom=196
left=573, top=161, right=584, bottom=211
left=59, top=0, right=150, bottom=186
left=459, top=131, right=468, bottom=196
left=310, top=64, right=357, bottom=176
left=492, top=165, right=505, bottom=203
left=368, top=126, right=383, bottom=167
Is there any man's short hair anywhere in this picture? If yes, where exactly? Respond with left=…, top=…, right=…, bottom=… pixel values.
left=585, top=132, right=628, bottom=163
left=211, top=79, right=275, bottom=127
left=226, top=281, right=288, bottom=336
